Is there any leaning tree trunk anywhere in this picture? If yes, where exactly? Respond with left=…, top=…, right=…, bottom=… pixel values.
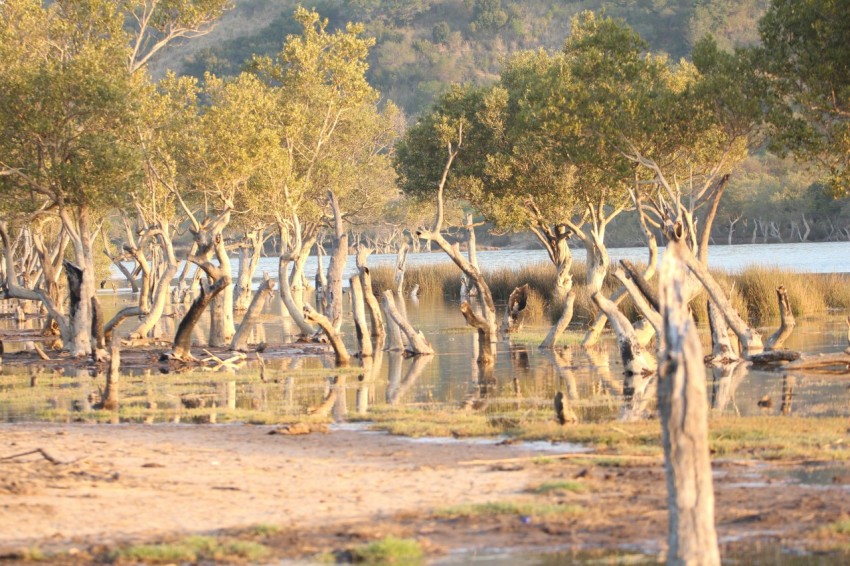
left=231, top=276, right=275, bottom=351
left=130, top=227, right=179, bottom=340
left=356, top=246, right=384, bottom=337
left=234, top=229, right=265, bottom=311
left=350, top=275, right=373, bottom=358
left=657, top=238, right=720, bottom=566
left=170, top=276, right=231, bottom=361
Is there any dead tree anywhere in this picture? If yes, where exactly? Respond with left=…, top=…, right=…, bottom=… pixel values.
left=657, top=238, right=720, bottom=566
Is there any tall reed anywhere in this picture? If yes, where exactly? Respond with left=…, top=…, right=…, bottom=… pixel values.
left=369, top=257, right=849, bottom=325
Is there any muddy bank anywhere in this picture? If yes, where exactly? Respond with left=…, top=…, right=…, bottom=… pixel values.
left=2, top=423, right=850, bottom=563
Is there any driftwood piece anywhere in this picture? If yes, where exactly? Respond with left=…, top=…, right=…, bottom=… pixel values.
left=749, top=350, right=801, bottom=365
left=200, top=349, right=247, bottom=371
left=657, top=238, right=720, bottom=566
left=230, top=276, right=275, bottom=351
left=303, top=304, right=351, bottom=366
left=382, top=290, right=433, bottom=355
left=765, top=285, right=796, bottom=351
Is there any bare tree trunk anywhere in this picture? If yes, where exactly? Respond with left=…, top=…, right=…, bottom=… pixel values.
left=675, top=233, right=763, bottom=356
left=326, top=190, right=347, bottom=331
left=315, top=241, right=328, bottom=315
left=208, top=292, right=227, bottom=347
left=765, top=285, right=795, bottom=351
left=461, top=302, right=494, bottom=365
left=304, top=304, right=350, bottom=366
left=356, top=246, right=384, bottom=337
left=60, top=206, right=97, bottom=358
left=170, top=276, right=230, bottom=361
left=231, top=276, right=275, bottom=351
left=657, top=239, right=720, bottom=566
left=539, top=282, right=576, bottom=349
left=591, top=290, right=655, bottom=377
left=234, top=228, right=265, bottom=311
left=382, top=290, right=433, bottom=355
left=130, top=224, right=179, bottom=339
left=350, top=275, right=373, bottom=358
left=706, top=299, right=739, bottom=364
left=394, top=241, right=408, bottom=296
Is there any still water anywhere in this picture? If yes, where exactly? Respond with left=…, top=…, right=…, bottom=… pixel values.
left=1, top=289, right=848, bottom=424
left=246, top=241, right=850, bottom=283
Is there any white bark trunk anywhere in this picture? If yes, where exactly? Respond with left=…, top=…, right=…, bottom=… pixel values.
left=657, top=238, right=720, bottom=566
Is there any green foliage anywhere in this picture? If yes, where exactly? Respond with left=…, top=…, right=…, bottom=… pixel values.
left=758, top=0, right=850, bottom=196
left=0, top=0, right=143, bottom=214
left=172, top=0, right=771, bottom=117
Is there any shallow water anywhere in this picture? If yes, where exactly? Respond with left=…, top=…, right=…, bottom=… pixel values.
left=1, top=292, right=848, bottom=425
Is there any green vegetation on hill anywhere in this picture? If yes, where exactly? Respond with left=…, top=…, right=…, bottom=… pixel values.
left=171, top=0, right=769, bottom=117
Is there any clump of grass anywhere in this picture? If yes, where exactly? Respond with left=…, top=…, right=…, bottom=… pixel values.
left=362, top=407, right=850, bottom=462
left=435, top=501, right=583, bottom=519
left=826, top=519, right=850, bottom=536
left=246, top=523, right=282, bottom=537
left=113, top=535, right=270, bottom=564
left=349, top=536, right=424, bottom=565
left=735, top=265, right=826, bottom=320
left=529, top=480, right=589, bottom=494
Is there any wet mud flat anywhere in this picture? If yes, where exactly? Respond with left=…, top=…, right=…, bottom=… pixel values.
left=1, top=423, right=850, bottom=563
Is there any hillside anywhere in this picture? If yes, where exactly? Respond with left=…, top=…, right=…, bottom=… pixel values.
left=151, top=0, right=769, bottom=117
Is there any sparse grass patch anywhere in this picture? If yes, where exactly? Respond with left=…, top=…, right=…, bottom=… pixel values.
left=435, top=501, right=583, bottom=519
left=112, top=535, right=270, bottom=564
left=529, top=480, right=588, bottom=494
left=349, top=536, right=424, bottom=565
left=246, top=523, right=282, bottom=537
left=827, top=519, right=850, bottom=536
left=361, top=408, right=850, bottom=463
left=354, top=406, right=499, bottom=437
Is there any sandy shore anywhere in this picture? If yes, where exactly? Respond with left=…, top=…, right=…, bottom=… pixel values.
left=2, top=422, right=849, bottom=562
